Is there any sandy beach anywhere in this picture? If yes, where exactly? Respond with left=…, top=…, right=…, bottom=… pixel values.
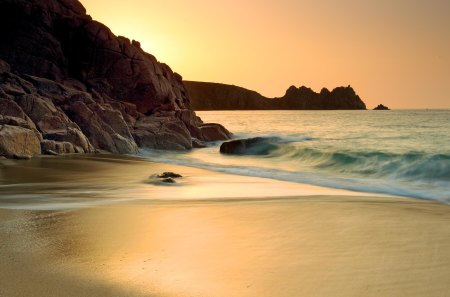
left=0, top=155, right=449, bottom=297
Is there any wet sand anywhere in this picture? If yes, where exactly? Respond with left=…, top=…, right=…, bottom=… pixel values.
left=1, top=156, right=450, bottom=297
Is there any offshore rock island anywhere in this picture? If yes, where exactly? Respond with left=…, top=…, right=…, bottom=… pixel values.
left=185, top=81, right=367, bottom=110
left=0, top=0, right=231, bottom=159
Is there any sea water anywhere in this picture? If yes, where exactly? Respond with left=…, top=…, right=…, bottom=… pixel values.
left=141, top=110, right=450, bottom=203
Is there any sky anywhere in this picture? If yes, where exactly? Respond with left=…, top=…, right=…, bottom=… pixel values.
left=80, top=0, right=450, bottom=109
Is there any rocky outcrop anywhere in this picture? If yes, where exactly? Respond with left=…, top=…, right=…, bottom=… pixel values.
left=0, top=0, right=231, bottom=159
left=185, top=81, right=367, bottom=110
left=0, top=0, right=186, bottom=115
left=373, top=104, right=390, bottom=110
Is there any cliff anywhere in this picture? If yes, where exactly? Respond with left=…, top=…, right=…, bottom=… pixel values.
left=184, top=81, right=367, bottom=110
left=0, top=0, right=231, bottom=159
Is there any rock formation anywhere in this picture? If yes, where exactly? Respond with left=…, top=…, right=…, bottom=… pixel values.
left=184, top=81, right=367, bottom=110
left=0, top=0, right=231, bottom=159
left=373, top=104, right=390, bottom=110
left=220, top=137, right=279, bottom=155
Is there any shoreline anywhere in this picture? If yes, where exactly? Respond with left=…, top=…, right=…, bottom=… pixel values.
left=0, top=153, right=397, bottom=211
left=1, top=155, right=450, bottom=296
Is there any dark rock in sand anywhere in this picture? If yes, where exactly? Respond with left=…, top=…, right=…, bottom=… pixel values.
left=0, top=0, right=232, bottom=159
left=161, top=177, right=176, bottom=184
left=158, top=172, right=183, bottom=178
left=373, top=104, right=390, bottom=110
left=220, top=137, right=279, bottom=155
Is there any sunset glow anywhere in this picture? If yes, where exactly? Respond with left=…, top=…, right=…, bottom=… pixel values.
left=80, top=0, right=450, bottom=108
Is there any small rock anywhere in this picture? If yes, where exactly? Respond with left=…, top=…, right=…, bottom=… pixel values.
left=161, top=178, right=176, bottom=183
left=44, top=149, right=59, bottom=156
left=157, top=172, right=182, bottom=178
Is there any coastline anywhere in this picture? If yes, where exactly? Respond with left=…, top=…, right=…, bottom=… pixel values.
left=1, top=155, right=450, bottom=297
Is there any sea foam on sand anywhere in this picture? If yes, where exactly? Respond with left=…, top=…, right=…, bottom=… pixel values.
left=0, top=155, right=449, bottom=297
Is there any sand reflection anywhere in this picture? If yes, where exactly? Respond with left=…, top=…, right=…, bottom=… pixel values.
left=7, top=198, right=448, bottom=297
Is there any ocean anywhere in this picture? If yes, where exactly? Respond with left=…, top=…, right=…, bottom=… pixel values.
left=1, top=110, right=450, bottom=297
left=141, top=110, right=450, bottom=203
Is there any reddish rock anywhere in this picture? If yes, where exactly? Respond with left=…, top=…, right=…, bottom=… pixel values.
left=0, top=0, right=189, bottom=114
left=0, top=0, right=232, bottom=158
left=133, top=116, right=192, bottom=150
left=41, top=139, right=76, bottom=154
left=0, top=124, right=41, bottom=158
left=200, top=123, right=233, bottom=141
left=66, top=101, right=138, bottom=154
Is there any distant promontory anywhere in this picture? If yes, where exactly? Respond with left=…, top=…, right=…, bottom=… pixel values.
left=184, top=81, right=367, bottom=110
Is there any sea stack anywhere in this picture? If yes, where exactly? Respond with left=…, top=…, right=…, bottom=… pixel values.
left=373, top=104, right=390, bottom=110
left=0, top=0, right=231, bottom=159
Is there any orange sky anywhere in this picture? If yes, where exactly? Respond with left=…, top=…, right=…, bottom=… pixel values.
left=80, top=0, right=450, bottom=109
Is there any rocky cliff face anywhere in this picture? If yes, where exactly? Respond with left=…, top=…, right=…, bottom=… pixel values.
left=185, top=81, right=367, bottom=110
left=0, top=0, right=231, bottom=159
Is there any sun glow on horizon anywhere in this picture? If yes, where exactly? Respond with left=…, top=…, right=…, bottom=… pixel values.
left=80, top=0, right=450, bottom=109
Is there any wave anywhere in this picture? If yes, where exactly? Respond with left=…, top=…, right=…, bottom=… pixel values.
left=138, top=136, right=450, bottom=203
left=219, top=136, right=450, bottom=182
left=273, top=147, right=450, bottom=182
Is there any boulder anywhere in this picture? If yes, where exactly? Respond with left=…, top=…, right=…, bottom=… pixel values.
left=41, top=139, right=76, bottom=154
left=66, top=101, right=138, bottom=154
left=0, top=115, right=34, bottom=130
left=0, top=124, right=41, bottom=158
left=133, top=116, right=192, bottom=150
left=200, top=123, right=233, bottom=141
left=0, top=97, right=36, bottom=129
left=43, top=127, right=93, bottom=153
left=13, top=93, right=94, bottom=152
left=220, top=137, right=279, bottom=155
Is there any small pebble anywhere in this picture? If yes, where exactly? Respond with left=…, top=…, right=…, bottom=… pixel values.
left=161, top=177, right=176, bottom=183
left=157, top=172, right=182, bottom=178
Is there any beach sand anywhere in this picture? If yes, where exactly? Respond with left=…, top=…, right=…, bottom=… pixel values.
left=1, top=155, right=449, bottom=297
